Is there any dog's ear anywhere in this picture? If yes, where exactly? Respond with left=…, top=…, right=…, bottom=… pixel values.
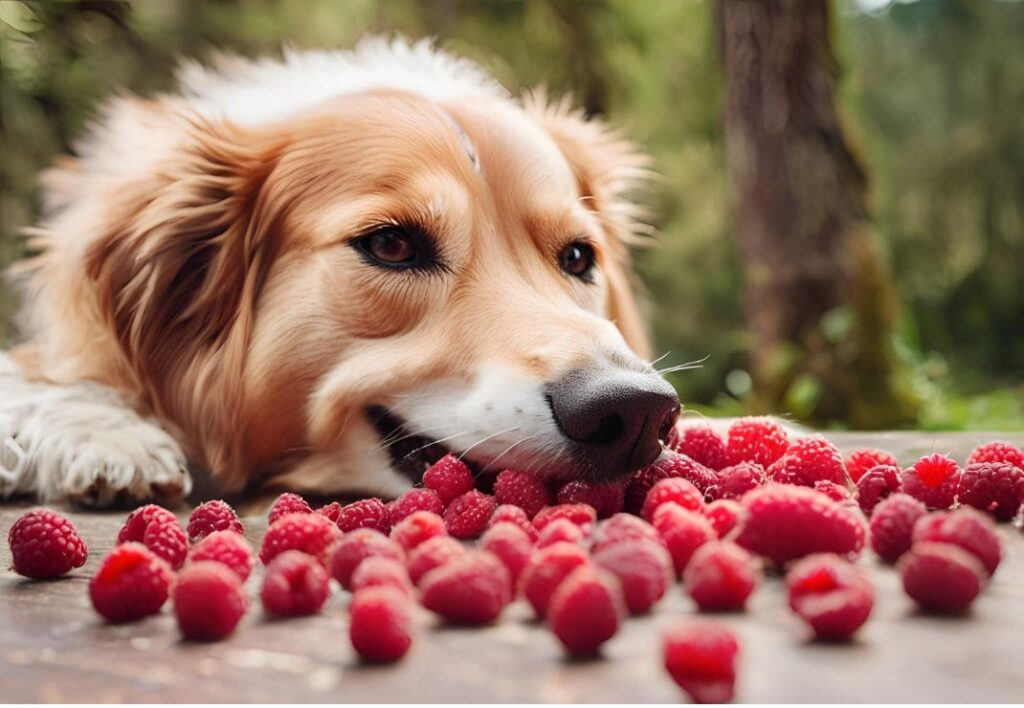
left=525, top=93, right=654, bottom=360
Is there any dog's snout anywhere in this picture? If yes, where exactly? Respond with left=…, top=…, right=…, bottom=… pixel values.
left=546, top=368, right=680, bottom=478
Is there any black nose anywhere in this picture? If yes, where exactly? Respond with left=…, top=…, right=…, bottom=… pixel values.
left=546, top=368, right=680, bottom=479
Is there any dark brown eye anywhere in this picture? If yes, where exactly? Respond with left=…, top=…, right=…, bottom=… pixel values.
left=559, top=241, right=596, bottom=281
left=364, top=228, right=417, bottom=265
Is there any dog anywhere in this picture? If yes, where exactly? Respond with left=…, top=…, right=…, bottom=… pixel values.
left=0, top=37, right=680, bottom=507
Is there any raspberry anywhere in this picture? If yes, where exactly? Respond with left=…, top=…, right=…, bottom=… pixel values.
left=726, top=416, right=789, bottom=468
left=641, top=477, right=705, bottom=521
left=391, top=510, right=447, bottom=551
left=735, top=485, right=865, bottom=565
left=316, top=502, right=342, bottom=524
left=768, top=436, right=847, bottom=487
left=626, top=452, right=716, bottom=513
left=493, top=470, right=552, bottom=518
left=652, top=504, right=715, bottom=576
left=869, top=494, right=926, bottom=564
left=966, top=441, right=1024, bottom=471
left=845, top=449, right=898, bottom=484
left=856, top=464, right=902, bottom=516
left=173, top=561, right=248, bottom=641
left=389, top=489, right=444, bottom=524
left=188, top=530, right=254, bottom=581
left=899, top=542, right=986, bottom=613
left=912, top=509, right=1002, bottom=576
left=704, top=500, right=745, bottom=539
left=349, top=587, right=414, bottom=663
left=142, top=513, right=188, bottom=570
left=901, top=454, right=961, bottom=509
left=337, top=498, right=392, bottom=534
left=683, top=541, right=758, bottom=612
left=533, top=504, right=597, bottom=532
left=590, top=513, right=661, bottom=553
left=261, top=550, right=330, bottom=617
left=352, top=556, right=414, bottom=596
left=708, top=462, right=765, bottom=501
left=329, top=528, right=405, bottom=589
left=8, top=509, right=87, bottom=579
left=268, top=493, right=312, bottom=524
left=957, top=462, right=1024, bottom=522
left=187, top=500, right=243, bottom=543
left=420, top=550, right=511, bottom=625
left=556, top=480, right=625, bottom=518
left=480, top=522, right=534, bottom=589
left=669, top=424, right=729, bottom=471
left=259, top=512, right=340, bottom=566
left=786, top=554, right=873, bottom=640
left=487, top=504, right=538, bottom=541
left=89, top=543, right=172, bottom=622
left=117, top=504, right=177, bottom=544
left=536, top=518, right=586, bottom=548
left=443, top=490, right=497, bottom=539
left=593, top=539, right=673, bottom=615
left=422, top=453, right=475, bottom=506
left=663, top=622, right=740, bottom=704
left=547, top=565, right=625, bottom=655
left=406, top=536, right=465, bottom=586
left=813, top=480, right=850, bottom=503
left=520, top=541, right=590, bottom=618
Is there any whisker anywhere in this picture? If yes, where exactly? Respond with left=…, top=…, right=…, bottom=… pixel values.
left=656, top=354, right=711, bottom=376
left=650, top=351, right=673, bottom=368
left=479, top=435, right=538, bottom=476
left=457, top=426, right=521, bottom=465
left=399, top=430, right=472, bottom=463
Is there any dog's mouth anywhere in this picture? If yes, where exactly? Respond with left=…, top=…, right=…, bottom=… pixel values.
left=367, top=405, right=457, bottom=485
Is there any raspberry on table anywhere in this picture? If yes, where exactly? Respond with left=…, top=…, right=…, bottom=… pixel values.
left=173, top=561, right=248, bottom=641
left=533, top=504, right=597, bottom=532
left=652, top=504, right=715, bottom=576
left=899, top=541, right=986, bottom=614
left=556, top=479, right=625, bottom=519
left=869, top=494, right=927, bottom=564
left=966, top=441, right=1024, bottom=471
left=845, top=449, right=899, bottom=484
left=187, top=500, right=244, bottom=543
left=188, top=530, right=254, bottom=581
left=480, top=522, right=534, bottom=589
left=337, top=498, right=392, bottom=534
left=626, top=452, right=716, bottom=514
left=261, top=550, right=331, bottom=617
left=767, top=436, right=847, bottom=487
left=493, top=470, right=552, bottom=519
left=683, top=541, right=758, bottom=612
left=329, top=528, right=405, bottom=590
left=726, top=416, right=789, bottom=468
left=641, top=477, right=705, bottom=521
left=8, top=509, right=88, bottom=579
left=957, top=462, right=1024, bottom=522
left=912, top=509, right=1002, bottom=577
left=259, top=512, right=341, bottom=566
left=89, top=542, right=173, bottom=623
left=535, top=518, right=586, bottom=548
left=668, top=424, right=729, bottom=471
left=117, top=504, right=177, bottom=544
left=420, top=550, right=511, bottom=625
left=444, top=489, right=497, bottom=539
left=708, top=462, right=765, bottom=501
left=142, top=513, right=188, bottom=570
left=663, top=621, right=740, bottom=704
left=268, top=493, right=313, bottom=524
left=423, top=454, right=475, bottom=506
left=349, top=587, right=414, bottom=663
left=406, top=536, right=466, bottom=586
left=786, top=554, right=873, bottom=640
left=593, top=538, right=673, bottom=615
left=389, top=489, right=445, bottom=524
left=591, top=513, right=662, bottom=553
left=487, top=504, right=538, bottom=541
left=391, top=510, right=448, bottom=551
left=856, top=464, right=903, bottom=516
left=704, top=500, right=745, bottom=539
left=901, top=454, right=961, bottom=509
left=351, top=556, right=414, bottom=596
left=316, top=502, right=343, bottom=524
left=520, top=541, right=591, bottom=618
left=547, top=565, right=625, bottom=655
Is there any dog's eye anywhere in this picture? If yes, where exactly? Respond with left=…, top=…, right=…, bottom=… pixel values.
left=362, top=229, right=417, bottom=265
left=559, top=241, right=596, bottom=281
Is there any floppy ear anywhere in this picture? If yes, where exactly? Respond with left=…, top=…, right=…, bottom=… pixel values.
left=524, top=93, right=654, bottom=360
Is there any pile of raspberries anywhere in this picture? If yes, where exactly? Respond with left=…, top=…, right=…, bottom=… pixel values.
left=6, top=418, right=1022, bottom=703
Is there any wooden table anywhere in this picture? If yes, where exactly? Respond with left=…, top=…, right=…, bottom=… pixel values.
left=2, top=432, right=1022, bottom=703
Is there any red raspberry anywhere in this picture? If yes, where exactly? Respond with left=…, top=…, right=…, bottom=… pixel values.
left=406, top=536, right=465, bottom=586
left=443, top=490, right=497, bottom=539
left=556, top=480, right=625, bottom=518
left=349, top=587, right=413, bottom=663
left=547, top=565, right=625, bottom=655
left=351, top=556, right=413, bottom=595
left=142, top=513, right=188, bottom=570
left=389, top=489, right=444, bottom=524
left=913, top=509, right=1002, bottom=576
left=391, top=510, right=447, bottom=551
left=493, top=470, right=552, bottom=518
left=8, top=509, right=87, bottom=579
left=704, top=500, right=745, bottom=539
left=533, top=503, right=597, bottom=532
left=536, top=518, right=586, bottom=548
left=626, top=452, right=716, bottom=513
left=708, top=462, right=765, bottom=501
left=268, top=493, right=312, bottom=524
left=188, top=530, right=254, bottom=581
left=901, top=454, right=961, bottom=509
left=117, top=504, right=177, bottom=544
left=726, top=416, right=789, bottom=468
left=316, top=502, right=342, bottom=524
left=813, top=480, right=850, bottom=503
left=735, top=485, right=865, bottom=565
left=487, top=504, right=538, bottom=541
left=337, top=498, right=392, bottom=534
left=420, top=550, right=511, bottom=625
left=520, top=541, right=590, bottom=618
left=966, top=441, right=1024, bottom=471
left=261, top=550, right=330, bottom=617
left=186, top=500, right=243, bottom=543
left=480, top=522, right=533, bottom=588
left=593, top=538, right=673, bottom=615
left=856, top=464, right=902, bottom=516
left=684, top=541, right=758, bottom=612
left=591, top=513, right=661, bottom=553
left=957, top=462, right=1024, bottom=522
left=653, top=504, right=715, bottom=576
left=260, top=512, right=340, bottom=566
left=786, top=554, right=873, bottom=640
left=663, top=622, right=740, bottom=704
left=869, top=494, right=926, bottom=564
left=845, top=449, right=898, bottom=484
left=641, top=477, right=704, bottom=521
left=669, top=424, right=729, bottom=471
left=173, top=561, right=248, bottom=641
left=329, top=528, right=405, bottom=589
left=899, top=542, right=986, bottom=613
left=89, top=542, right=173, bottom=623
left=768, top=436, right=847, bottom=487
left=422, top=453, right=475, bottom=506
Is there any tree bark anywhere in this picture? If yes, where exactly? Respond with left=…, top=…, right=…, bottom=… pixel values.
left=715, top=0, right=916, bottom=427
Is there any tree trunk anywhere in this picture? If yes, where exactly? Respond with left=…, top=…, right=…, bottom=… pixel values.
left=715, top=0, right=916, bottom=427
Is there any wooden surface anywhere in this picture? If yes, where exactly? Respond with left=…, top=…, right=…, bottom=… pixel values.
left=2, top=431, right=1023, bottom=703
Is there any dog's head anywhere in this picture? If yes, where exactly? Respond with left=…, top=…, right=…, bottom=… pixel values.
left=81, top=51, right=679, bottom=496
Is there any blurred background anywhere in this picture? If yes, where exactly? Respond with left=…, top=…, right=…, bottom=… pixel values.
left=1, top=0, right=1021, bottom=431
